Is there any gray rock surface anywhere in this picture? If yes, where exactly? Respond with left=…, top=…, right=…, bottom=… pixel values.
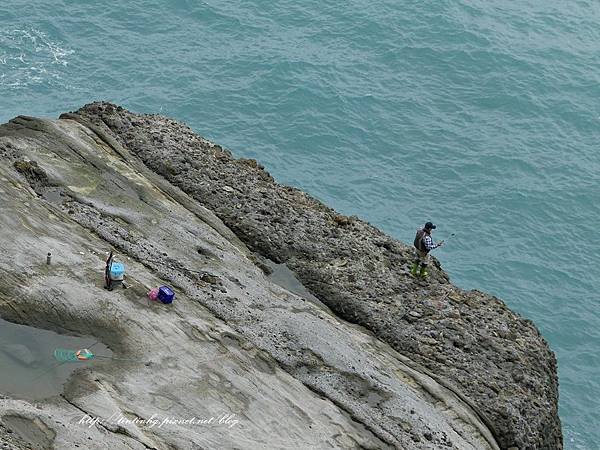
left=0, top=103, right=561, bottom=449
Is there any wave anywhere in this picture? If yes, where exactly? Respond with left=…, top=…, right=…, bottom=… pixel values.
left=0, top=27, right=73, bottom=89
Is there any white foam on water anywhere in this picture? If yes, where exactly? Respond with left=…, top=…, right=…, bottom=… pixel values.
left=0, top=27, right=73, bottom=88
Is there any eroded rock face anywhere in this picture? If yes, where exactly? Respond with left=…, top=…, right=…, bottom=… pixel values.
left=71, top=102, right=561, bottom=450
left=0, top=113, right=498, bottom=449
left=0, top=104, right=561, bottom=449
left=1, top=414, right=56, bottom=449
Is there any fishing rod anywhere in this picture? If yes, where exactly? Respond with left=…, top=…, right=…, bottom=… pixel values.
left=437, top=233, right=456, bottom=247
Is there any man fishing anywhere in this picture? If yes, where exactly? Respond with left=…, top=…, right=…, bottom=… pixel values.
left=411, top=221, right=444, bottom=278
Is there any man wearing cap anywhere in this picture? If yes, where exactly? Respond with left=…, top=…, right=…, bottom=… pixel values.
left=411, top=222, right=444, bottom=278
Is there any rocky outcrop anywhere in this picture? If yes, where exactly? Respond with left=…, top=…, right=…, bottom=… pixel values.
left=0, top=103, right=561, bottom=449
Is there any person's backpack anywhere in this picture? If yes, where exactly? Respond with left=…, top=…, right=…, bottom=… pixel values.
left=413, top=229, right=427, bottom=252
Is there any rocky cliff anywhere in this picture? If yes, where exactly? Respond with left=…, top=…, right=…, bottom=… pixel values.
left=0, top=103, right=561, bottom=449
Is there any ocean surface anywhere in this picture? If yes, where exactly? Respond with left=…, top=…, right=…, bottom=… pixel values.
left=1, top=1, right=598, bottom=447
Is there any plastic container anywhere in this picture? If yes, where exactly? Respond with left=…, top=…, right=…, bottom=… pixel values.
left=110, top=262, right=125, bottom=281
left=147, top=288, right=159, bottom=301
left=158, top=286, right=175, bottom=304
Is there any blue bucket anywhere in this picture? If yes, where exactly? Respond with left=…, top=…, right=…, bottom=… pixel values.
left=110, top=262, right=125, bottom=281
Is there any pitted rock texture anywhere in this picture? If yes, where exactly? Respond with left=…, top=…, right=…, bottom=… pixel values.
left=0, top=112, right=501, bottom=449
left=68, top=101, right=562, bottom=450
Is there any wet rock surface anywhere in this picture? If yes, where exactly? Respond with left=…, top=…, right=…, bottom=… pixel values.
left=0, top=104, right=561, bottom=449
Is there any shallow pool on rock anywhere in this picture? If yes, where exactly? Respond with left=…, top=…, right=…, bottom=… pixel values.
left=265, top=260, right=323, bottom=306
left=0, top=317, right=111, bottom=401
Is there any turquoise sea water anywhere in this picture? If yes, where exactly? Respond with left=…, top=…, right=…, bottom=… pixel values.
left=1, top=1, right=598, bottom=447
